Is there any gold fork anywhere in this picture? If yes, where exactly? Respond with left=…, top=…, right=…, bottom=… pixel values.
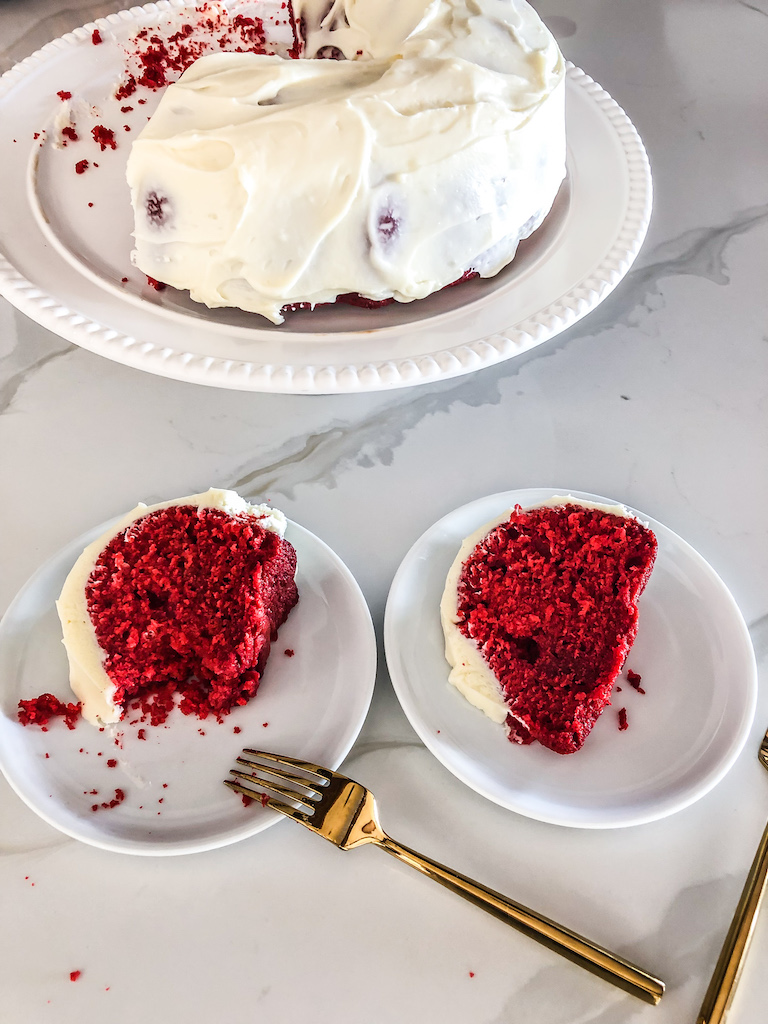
left=225, top=749, right=664, bottom=1005
left=696, top=727, right=768, bottom=1024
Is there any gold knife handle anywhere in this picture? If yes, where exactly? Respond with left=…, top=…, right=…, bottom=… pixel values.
left=376, top=835, right=664, bottom=1005
left=697, top=817, right=768, bottom=1024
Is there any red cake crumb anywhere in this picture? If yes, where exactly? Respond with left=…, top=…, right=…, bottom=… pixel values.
left=62, top=126, right=78, bottom=142
left=137, top=728, right=146, bottom=740
left=260, top=792, right=269, bottom=807
left=92, top=29, right=103, bottom=45
left=91, top=125, right=116, bottom=151
left=75, top=159, right=89, bottom=174
left=241, top=794, right=253, bottom=807
left=84, top=504, right=298, bottom=723
left=146, top=275, right=166, bottom=291
left=57, top=90, right=71, bottom=101
left=231, top=14, right=266, bottom=48
left=114, top=3, right=291, bottom=104
left=618, top=708, right=629, bottom=731
left=262, top=722, right=269, bottom=728
left=454, top=504, right=656, bottom=754
left=284, top=648, right=295, bottom=657
left=469, top=972, right=475, bottom=978
left=233, top=726, right=241, bottom=733
left=116, top=75, right=138, bottom=100
left=90, top=788, right=126, bottom=812
left=627, top=669, right=646, bottom=694
left=69, top=971, right=81, bottom=982
left=17, top=694, right=80, bottom=730
left=120, top=105, right=134, bottom=112
left=118, top=10, right=267, bottom=98
left=107, top=758, right=117, bottom=768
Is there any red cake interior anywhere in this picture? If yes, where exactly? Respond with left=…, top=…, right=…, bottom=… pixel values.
left=455, top=504, right=656, bottom=754
left=86, top=505, right=298, bottom=723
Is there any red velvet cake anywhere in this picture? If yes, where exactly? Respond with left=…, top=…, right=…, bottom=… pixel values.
left=54, top=489, right=298, bottom=726
left=441, top=498, right=657, bottom=754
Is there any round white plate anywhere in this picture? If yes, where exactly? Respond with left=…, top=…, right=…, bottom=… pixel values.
left=384, top=488, right=757, bottom=828
left=0, top=1, right=651, bottom=393
left=0, top=516, right=376, bottom=855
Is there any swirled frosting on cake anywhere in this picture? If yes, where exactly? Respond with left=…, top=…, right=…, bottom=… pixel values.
left=127, top=0, right=565, bottom=323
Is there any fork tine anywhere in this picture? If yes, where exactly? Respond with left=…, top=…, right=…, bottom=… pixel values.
left=223, top=778, right=263, bottom=801
left=241, top=749, right=333, bottom=784
left=235, top=756, right=323, bottom=794
left=228, top=768, right=317, bottom=811
left=266, top=798, right=315, bottom=824
left=223, top=780, right=315, bottom=824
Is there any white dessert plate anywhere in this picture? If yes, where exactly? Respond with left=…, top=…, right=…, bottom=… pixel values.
left=383, top=488, right=757, bottom=829
left=0, top=1, right=652, bottom=393
left=0, top=516, right=376, bottom=855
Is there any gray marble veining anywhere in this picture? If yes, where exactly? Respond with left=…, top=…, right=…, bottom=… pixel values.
left=0, top=1, right=767, bottom=1022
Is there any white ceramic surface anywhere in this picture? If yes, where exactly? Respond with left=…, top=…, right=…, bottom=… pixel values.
left=0, top=517, right=376, bottom=854
left=384, top=488, right=757, bottom=828
left=0, top=1, right=651, bottom=392
left=1, top=2, right=767, bottom=1023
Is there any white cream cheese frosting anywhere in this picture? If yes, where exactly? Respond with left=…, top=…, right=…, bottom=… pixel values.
left=126, top=0, right=565, bottom=323
left=56, top=489, right=286, bottom=726
left=440, top=496, right=635, bottom=725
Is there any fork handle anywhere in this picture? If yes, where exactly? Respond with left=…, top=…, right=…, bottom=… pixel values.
left=696, top=817, right=768, bottom=1024
left=376, top=835, right=664, bottom=1005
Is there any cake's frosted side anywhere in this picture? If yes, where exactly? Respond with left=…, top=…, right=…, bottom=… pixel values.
left=126, top=0, right=565, bottom=323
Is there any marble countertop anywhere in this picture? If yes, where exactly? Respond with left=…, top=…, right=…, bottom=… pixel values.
left=1, top=1, right=767, bottom=1021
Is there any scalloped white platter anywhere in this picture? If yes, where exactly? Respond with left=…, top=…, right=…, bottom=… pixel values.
left=0, top=515, right=376, bottom=855
left=384, top=489, right=758, bottom=829
left=0, top=2, right=652, bottom=393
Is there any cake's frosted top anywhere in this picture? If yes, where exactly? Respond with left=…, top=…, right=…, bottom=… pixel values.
left=127, top=0, right=565, bottom=321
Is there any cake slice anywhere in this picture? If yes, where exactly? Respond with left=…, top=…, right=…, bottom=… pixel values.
left=440, top=497, right=657, bottom=754
left=55, top=488, right=298, bottom=726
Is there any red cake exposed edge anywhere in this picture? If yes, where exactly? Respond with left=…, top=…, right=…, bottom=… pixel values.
left=83, top=504, right=298, bottom=724
left=455, top=504, right=656, bottom=754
